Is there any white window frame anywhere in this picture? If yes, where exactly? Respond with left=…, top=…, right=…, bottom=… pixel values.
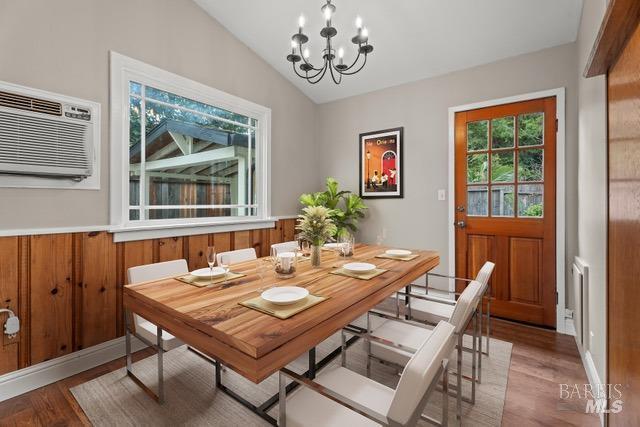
left=109, top=51, right=272, bottom=242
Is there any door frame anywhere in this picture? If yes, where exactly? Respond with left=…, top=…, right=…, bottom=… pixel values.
left=447, top=87, right=567, bottom=334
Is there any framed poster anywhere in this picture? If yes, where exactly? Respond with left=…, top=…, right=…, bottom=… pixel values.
left=359, top=127, right=403, bottom=199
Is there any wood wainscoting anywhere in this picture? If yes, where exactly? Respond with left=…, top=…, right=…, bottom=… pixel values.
left=0, top=219, right=296, bottom=376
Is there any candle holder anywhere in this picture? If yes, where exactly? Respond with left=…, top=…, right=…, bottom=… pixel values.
left=275, top=250, right=298, bottom=278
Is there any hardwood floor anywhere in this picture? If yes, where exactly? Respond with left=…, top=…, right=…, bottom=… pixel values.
left=0, top=319, right=598, bottom=426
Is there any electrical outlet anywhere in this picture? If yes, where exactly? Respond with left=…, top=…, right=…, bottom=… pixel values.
left=437, top=189, right=446, bottom=201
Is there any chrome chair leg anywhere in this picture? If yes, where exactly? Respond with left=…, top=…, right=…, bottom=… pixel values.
left=366, top=312, right=372, bottom=378
left=442, top=360, right=449, bottom=426
left=456, top=333, right=462, bottom=421
left=478, top=301, right=483, bottom=384
left=157, top=326, right=165, bottom=404
left=125, top=311, right=132, bottom=373
left=471, top=313, right=477, bottom=405
left=279, top=372, right=287, bottom=427
left=486, top=298, right=491, bottom=356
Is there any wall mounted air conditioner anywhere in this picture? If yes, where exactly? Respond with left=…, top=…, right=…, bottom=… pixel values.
left=0, top=80, right=100, bottom=189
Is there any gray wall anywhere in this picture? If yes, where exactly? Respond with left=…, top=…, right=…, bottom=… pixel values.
left=576, top=0, right=608, bottom=383
left=0, top=0, right=316, bottom=229
left=315, top=43, right=579, bottom=296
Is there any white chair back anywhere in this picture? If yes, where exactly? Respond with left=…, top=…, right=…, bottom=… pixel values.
left=474, top=261, right=495, bottom=294
left=217, top=248, right=257, bottom=266
left=448, top=280, right=483, bottom=333
left=127, top=259, right=189, bottom=285
left=127, top=259, right=189, bottom=331
left=271, top=241, right=299, bottom=255
left=387, top=321, right=456, bottom=426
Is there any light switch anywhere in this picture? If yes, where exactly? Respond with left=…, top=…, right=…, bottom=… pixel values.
left=438, top=189, right=446, bottom=201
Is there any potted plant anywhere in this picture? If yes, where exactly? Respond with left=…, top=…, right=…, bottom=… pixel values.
left=299, top=177, right=367, bottom=238
left=296, top=206, right=337, bottom=267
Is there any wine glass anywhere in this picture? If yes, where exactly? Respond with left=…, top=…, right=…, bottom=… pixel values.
left=338, top=233, right=354, bottom=258
left=300, top=239, right=310, bottom=257
left=206, top=246, right=216, bottom=282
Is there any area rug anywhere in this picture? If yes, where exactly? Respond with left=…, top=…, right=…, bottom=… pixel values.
left=71, top=323, right=512, bottom=426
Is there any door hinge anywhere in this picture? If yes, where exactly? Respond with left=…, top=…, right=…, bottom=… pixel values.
left=556, top=291, right=558, bottom=304
left=555, top=118, right=559, bottom=132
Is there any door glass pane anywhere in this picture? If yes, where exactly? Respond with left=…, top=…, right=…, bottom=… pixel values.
left=491, top=151, right=514, bottom=182
left=518, top=112, right=544, bottom=146
left=491, top=116, right=515, bottom=149
left=491, top=185, right=514, bottom=217
left=467, top=120, right=488, bottom=151
left=518, top=184, right=543, bottom=217
left=129, top=96, right=141, bottom=208
left=467, top=186, right=488, bottom=216
left=467, top=153, right=488, bottom=183
left=518, top=149, right=544, bottom=182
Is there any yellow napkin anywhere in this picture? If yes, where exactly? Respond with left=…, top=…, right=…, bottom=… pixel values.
left=330, top=267, right=388, bottom=280
left=375, top=253, right=420, bottom=261
left=240, top=294, right=327, bottom=319
left=175, top=272, right=246, bottom=287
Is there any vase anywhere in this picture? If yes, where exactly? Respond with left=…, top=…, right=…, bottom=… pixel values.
left=310, top=244, right=322, bottom=267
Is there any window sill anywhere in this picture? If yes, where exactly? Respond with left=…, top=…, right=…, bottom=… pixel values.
left=109, top=218, right=277, bottom=243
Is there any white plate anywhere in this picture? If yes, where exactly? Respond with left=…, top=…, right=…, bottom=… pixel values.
left=386, top=249, right=412, bottom=257
left=261, top=286, right=309, bottom=306
left=343, top=262, right=377, bottom=274
left=191, top=267, right=227, bottom=279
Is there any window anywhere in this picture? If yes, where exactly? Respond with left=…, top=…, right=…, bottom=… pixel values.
left=110, top=52, right=271, bottom=236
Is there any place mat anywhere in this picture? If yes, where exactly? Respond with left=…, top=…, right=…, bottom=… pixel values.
left=175, top=272, right=246, bottom=288
left=375, top=253, right=420, bottom=261
left=240, top=294, right=327, bottom=319
left=330, top=267, right=388, bottom=280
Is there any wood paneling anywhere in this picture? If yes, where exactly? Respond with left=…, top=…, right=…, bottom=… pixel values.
left=584, top=0, right=640, bottom=77
left=0, top=237, right=19, bottom=375
left=509, top=237, right=542, bottom=305
left=76, top=232, right=117, bottom=349
left=29, top=234, right=73, bottom=364
left=608, top=21, right=640, bottom=426
left=0, top=220, right=294, bottom=375
left=156, top=237, right=183, bottom=262
left=282, top=218, right=296, bottom=242
left=186, top=234, right=208, bottom=271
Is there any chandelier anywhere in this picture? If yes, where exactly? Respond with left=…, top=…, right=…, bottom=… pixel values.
left=286, top=0, right=373, bottom=85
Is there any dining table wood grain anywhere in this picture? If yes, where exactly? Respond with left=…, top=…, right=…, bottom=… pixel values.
left=123, top=244, right=439, bottom=383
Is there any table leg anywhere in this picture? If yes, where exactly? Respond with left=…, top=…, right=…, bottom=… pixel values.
left=308, top=347, right=316, bottom=379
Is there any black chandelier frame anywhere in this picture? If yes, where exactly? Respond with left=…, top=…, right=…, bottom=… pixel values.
left=286, top=0, right=373, bottom=85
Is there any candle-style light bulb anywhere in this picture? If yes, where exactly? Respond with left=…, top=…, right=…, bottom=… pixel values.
left=338, top=47, right=344, bottom=65
left=298, top=14, right=305, bottom=29
left=303, top=48, right=310, bottom=59
left=291, top=40, right=297, bottom=54
left=362, top=27, right=369, bottom=39
left=355, top=16, right=363, bottom=29
left=323, top=7, right=332, bottom=22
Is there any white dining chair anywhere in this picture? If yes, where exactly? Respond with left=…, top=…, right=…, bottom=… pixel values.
left=401, top=261, right=495, bottom=382
left=270, top=241, right=299, bottom=255
left=125, top=259, right=189, bottom=403
left=216, top=248, right=257, bottom=266
left=279, top=320, right=456, bottom=427
left=350, top=280, right=483, bottom=419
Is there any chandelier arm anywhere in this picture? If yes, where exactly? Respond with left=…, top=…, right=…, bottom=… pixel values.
left=335, top=48, right=362, bottom=74
left=306, top=58, right=330, bottom=80
left=292, top=61, right=309, bottom=79
left=336, top=53, right=368, bottom=76
left=298, top=41, right=324, bottom=72
left=328, top=60, right=343, bottom=85
left=306, top=61, right=330, bottom=84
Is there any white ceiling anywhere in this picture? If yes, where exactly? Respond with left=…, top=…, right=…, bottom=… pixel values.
left=195, top=0, right=583, bottom=104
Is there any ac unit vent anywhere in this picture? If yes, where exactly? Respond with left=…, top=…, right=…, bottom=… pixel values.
left=0, top=110, right=91, bottom=179
left=0, top=91, right=62, bottom=116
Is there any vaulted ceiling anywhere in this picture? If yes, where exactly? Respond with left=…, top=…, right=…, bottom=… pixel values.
left=195, top=0, right=583, bottom=104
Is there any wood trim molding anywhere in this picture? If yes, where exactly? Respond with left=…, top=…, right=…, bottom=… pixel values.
left=584, top=0, right=640, bottom=78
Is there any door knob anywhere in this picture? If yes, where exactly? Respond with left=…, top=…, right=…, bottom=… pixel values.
left=456, top=206, right=465, bottom=212
left=454, top=221, right=466, bottom=228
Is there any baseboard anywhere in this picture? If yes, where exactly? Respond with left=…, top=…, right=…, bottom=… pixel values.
left=575, top=337, right=606, bottom=426
left=566, top=318, right=577, bottom=337
left=0, top=336, right=147, bottom=402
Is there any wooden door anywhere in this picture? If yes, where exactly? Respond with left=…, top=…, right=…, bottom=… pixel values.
left=454, top=97, right=556, bottom=327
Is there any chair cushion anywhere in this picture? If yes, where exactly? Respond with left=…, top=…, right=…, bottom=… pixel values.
left=135, top=318, right=183, bottom=352
left=285, top=366, right=394, bottom=427
left=369, top=319, right=433, bottom=367
left=406, top=298, right=455, bottom=324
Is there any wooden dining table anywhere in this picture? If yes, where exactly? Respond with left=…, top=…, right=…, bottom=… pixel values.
left=123, top=244, right=439, bottom=424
